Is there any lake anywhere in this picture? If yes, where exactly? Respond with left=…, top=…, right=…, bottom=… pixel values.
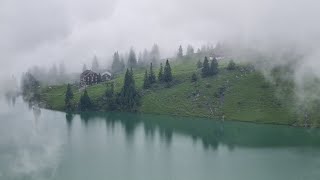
left=1, top=97, right=320, bottom=180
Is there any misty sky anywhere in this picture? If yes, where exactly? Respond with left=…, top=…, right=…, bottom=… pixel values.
left=1, top=0, right=320, bottom=79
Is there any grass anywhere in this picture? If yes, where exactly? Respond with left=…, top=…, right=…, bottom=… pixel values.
left=39, top=54, right=318, bottom=126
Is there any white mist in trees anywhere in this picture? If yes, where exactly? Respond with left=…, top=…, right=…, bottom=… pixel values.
left=111, top=51, right=124, bottom=73
left=142, top=49, right=149, bottom=64
left=91, top=56, right=99, bottom=72
left=59, top=63, right=66, bottom=76
left=150, top=44, right=160, bottom=65
left=127, top=48, right=137, bottom=68
left=82, top=64, right=87, bottom=72
left=177, top=45, right=183, bottom=58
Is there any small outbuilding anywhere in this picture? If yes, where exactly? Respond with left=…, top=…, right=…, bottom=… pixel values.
left=101, top=71, right=112, bottom=82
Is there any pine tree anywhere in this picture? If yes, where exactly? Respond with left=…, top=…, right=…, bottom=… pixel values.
left=105, top=83, right=116, bottom=110
left=158, top=63, right=164, bottom=82
left=210, top=57, right=218, bottom=75
left=177, top=45, right=183, bottom=58
left=164, top=59, right=173, bottom=82
left=79, top=89, right=92, bottom=111
left=197, top=59, right=202, bottom=68
left=111, top=51, right=122, bottom=73
left=149, top=63, right=156, bottom=84
left=118, top=69, right=140, bottom=110
left=128, top=48, right=137, bottom=68
left=65, top=84, right=74, bottom=111
left=202, top=56, right=210, bottom=77
left=187, top=45, right=194, bottom=56
left=143, top=70, right=151, bottom=89
left=91, top=56, right=99, bottom=72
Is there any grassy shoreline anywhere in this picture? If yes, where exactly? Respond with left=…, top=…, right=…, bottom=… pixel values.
left=39, top=56, right=319, bottom=127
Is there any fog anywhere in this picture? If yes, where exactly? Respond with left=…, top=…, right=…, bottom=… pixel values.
left=1, top=0, right=320, bottom=101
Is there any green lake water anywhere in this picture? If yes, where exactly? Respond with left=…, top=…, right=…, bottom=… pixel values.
left=1, top=97, right=320, bottom=180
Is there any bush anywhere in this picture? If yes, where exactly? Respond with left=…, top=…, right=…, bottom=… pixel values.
left=227, top=60, right=236, bottom=70
left=191, top=73, right=198, bottom=82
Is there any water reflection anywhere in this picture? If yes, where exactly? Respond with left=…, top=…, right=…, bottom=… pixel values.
left=65, top=112, right=320, bottom=151
left=66, top=113, right=74, bottom=131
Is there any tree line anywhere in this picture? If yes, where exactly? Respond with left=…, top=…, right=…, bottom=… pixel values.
left=65, top=68, right=141, bottom=112
left=143, top=59, right=173, bottom=89
left=65, top=59, right=174, bottom=112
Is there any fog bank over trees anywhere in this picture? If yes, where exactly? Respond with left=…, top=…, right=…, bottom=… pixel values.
left=1, top=0, right=320, bottom=101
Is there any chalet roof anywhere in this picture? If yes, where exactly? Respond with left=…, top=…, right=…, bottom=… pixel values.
left=81, top=70, right=97, bottom=77
left=101, top=71, right=112, bottom=77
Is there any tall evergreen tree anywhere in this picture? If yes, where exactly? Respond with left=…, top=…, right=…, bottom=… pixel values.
left=210, top=57, right=219, bottom=75
left=79, top=89, right=92, bottom=111
left=142, top=49, right=149, bottom=64
left=149, top=63, right=156, bottom=84
left=143, top=70, right=151, bottom=89
left=202, top=56, right=210, bottom=77
left=197, top=59, right=202, bottom=68
left=128, top=48, right=137, bottom=68
left=111, top=51, right=122, bottom=73
left=158, top=63, right=164, bottom=82
left=65, top=84, right=74, bottom=111
left=163, top=59, right=172, bottom=82
left=177, top=45, right=183, bottom=58
left=187, top=45, right=194, bottom=56
left=118, top=69, right=140, bottom=110
left=105, top=83, right=116, bottom=110
left=91, top=56, right=99, bottom=72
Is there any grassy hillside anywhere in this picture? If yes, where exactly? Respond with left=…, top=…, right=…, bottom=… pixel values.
left=40, top=54, right=316, bottom=126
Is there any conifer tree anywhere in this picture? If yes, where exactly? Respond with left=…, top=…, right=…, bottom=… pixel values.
left=128, top=48, right=137, bottom=68
left=111, top=51, right=123, bottom=73
left=149, top=63, right=156, bottom=84
left=143, top=70, right=150, bottom=89
left=65, top=84, right=74, bottom=111
left=79, top=89, right=92, bottom=111
left=105, top=82, right=116, bottom=110
left=202, top=56, right=210, bottom=77
left=163, top=59, right=172, bottom=82
left=177, top=45, right=183, bottom=58
left=210, top=57, right=219, bottom=75
left=118, top=69, right=140, bottom=110
left=158, top=63, right=164, bottom=82
left=187, top=45, right=194, bottom=56
left=197, top=59, right=202, bottom=68
left=91, top=56, right=99, bottom=72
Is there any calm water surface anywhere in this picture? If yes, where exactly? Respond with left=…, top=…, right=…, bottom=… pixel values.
left=1, top=97, right=320, bottom=180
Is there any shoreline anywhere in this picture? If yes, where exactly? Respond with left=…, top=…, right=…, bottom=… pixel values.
left=41, top=106, right=314, bottom=128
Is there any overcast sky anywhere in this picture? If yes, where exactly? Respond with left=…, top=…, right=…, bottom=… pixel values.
left=1, top=0, right=320, bottom=79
